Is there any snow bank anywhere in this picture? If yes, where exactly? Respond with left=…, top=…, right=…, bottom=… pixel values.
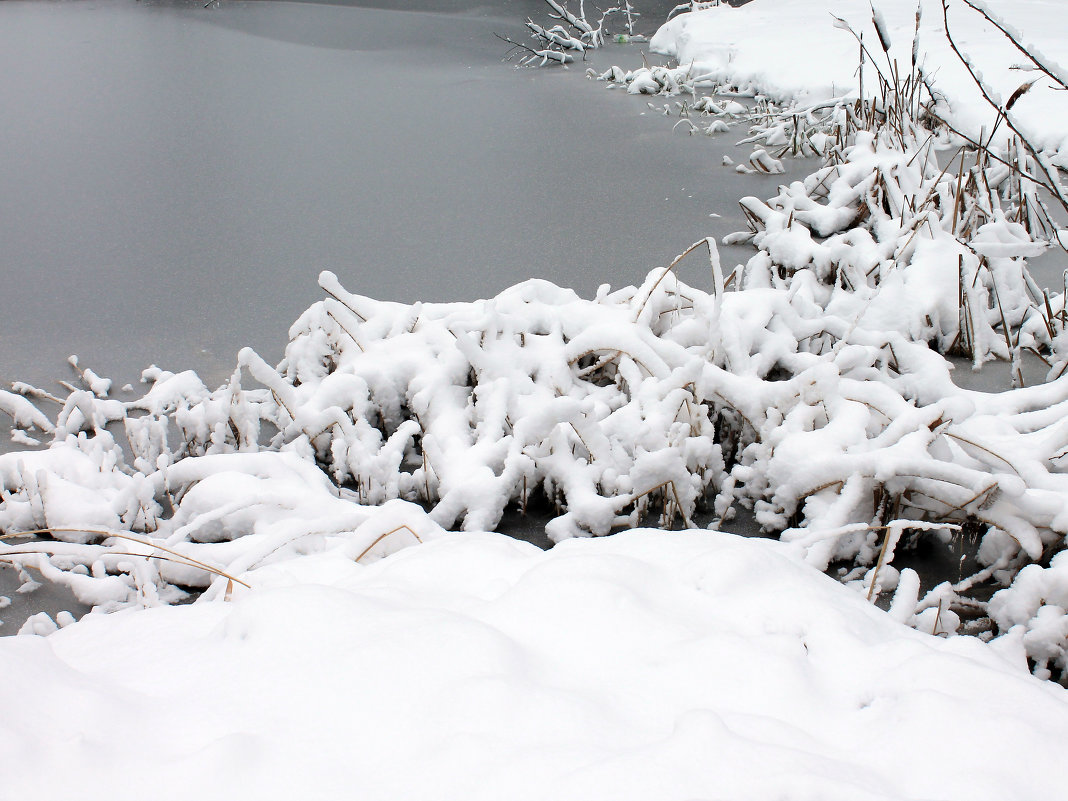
left=650, top=0, right=1068, bottom=163
left=3, top=528, right=1066, bottom=800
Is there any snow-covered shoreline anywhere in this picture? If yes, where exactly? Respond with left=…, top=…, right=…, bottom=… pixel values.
left=5, top=1, right=1068, bottom=797
left=650, top=0, right=1068, bottom=164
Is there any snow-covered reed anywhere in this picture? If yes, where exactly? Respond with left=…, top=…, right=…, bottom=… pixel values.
left=3, top=230, right=1068, bottom=675
left=497, top=0, right=644, bottom=66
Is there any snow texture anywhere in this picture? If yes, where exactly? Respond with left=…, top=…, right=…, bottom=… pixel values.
left=3, top=529, right=1068, bottom=801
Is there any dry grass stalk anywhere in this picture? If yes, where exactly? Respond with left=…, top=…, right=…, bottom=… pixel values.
left=0, top=527, right=251, bottom=589
left=626, top=479, right=694, bottom=530
left=633, top=237, right=720, bottom=321
left=325, top=306, right=365, bottom=353
left=940, top=0, right=1068, bottom=217
left=353, top=524, right=424, bottom=564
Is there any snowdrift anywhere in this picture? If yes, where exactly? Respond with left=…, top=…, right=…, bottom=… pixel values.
left=3, top=529, right=1067, bottom=801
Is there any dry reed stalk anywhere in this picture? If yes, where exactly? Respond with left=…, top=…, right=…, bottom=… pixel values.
left=706, top=390, right=757, bottom=432
left=353, top=524, right=424, bottom=564
left=569, top=422, right=595, bottom=464
left=942, top=431, right=1020, bottom=474
left=940, top=0, right=1068, bottom=216
left=931, top=598, right=944, bottom=634
left=958, top=0, right=1065, bottom=88
left=796, top=479, right=846, bottom=506
left=568, top=347, right=653, bottom=378
left=571, top=349, right=622, bottom=376
left=0, top=548, right=236, bottom=599
left=987, top=272, right=1024, bottom=386
left=0, top=527, right=250, bottom=588
left=325, top=307, right=365, bottom=353
left=633, top=237, right=720, bottom=321
left=627, top=480, right=694, bottom=529
left=941, top=481, right=998, bottom=515
left=867, top=522, right=903, bottom=601
left=321, top=285, right=368, bottom=322
left=865, top=519, right=963, bottom=601
left=266, top=388, right=296, bottom=424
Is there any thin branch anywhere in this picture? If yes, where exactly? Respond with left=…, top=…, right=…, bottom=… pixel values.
left=959, top=0, right=1068, bottom=90
left=940, top=0, right=1068, bottom=215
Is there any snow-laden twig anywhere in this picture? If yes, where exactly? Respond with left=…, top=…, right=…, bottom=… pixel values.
left=503, top=0, right=646, bottom=67
left=940, top=0, right=1068, bottom=217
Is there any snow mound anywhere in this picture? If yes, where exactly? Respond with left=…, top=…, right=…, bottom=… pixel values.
left=2, top=529, right=1066, bottom=800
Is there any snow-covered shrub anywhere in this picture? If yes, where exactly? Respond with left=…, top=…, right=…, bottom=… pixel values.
left=712, top=3, right=1068, bottom=667
left=5, top=254, right=1068, bottom=680
left=724, top=5, right=1068, bottom=384
left=499, top=0, right=645, bottom=67
left=989, top=551, right=1068, bottom=680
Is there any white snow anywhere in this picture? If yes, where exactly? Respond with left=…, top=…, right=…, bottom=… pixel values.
left=3, top=527, right=1068, bottom=800
left=3, top=258, right=1068, bottom=794
left=650, top=0, right=1068, bottom=164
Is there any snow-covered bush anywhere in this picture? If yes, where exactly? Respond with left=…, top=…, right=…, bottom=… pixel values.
left=714, top=1, right=1068, bottom=671
left=498, top=0, right=644, bottom=67
left=4, top=248, right=1068, bottom=677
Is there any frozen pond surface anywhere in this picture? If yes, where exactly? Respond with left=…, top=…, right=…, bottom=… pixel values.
left=0, top=0, right=786, bottom=393
left=0, top=561, right=91, bottom=635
